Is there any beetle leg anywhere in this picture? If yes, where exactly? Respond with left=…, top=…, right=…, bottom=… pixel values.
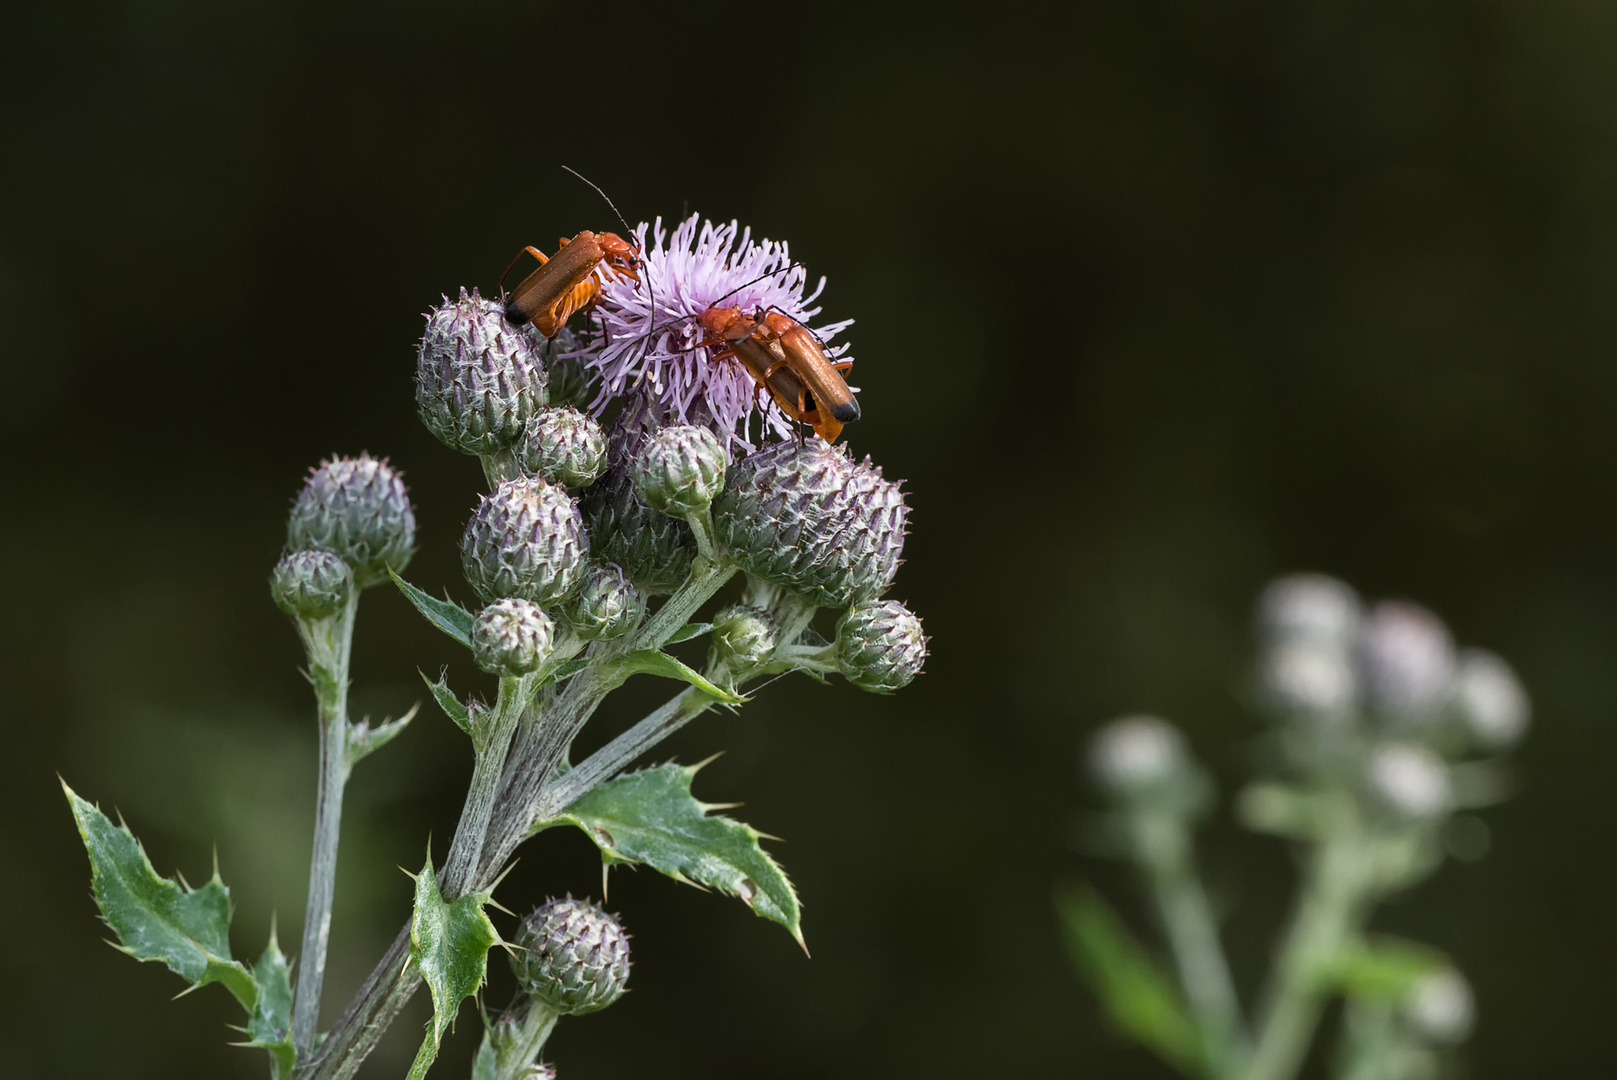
left=498, top=245, right=551, bottom=293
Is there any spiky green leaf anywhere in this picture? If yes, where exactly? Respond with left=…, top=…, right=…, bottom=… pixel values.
left=391, top=569, right=475, bottom=647
left=664, top=622, right=712, bottom=645
left=408, top=853, right=501, bottom=1063
left=1330, top=936, right=1449, bottom=1002
left=1056, top=886, right=1203, bottom=1075
left=346, top=703, right=420, bottom=767
left=1236, top=782, right=1324, bottom=840
left=601, top=650, right=745, bottom=704
left=63, top=781, right=257, bottom=1009
left=421, top=669, right=474, bottom=736
left=470, top=1037, right=498, bottom=1080
left=245, top=927, right=296, bottom=1078
left=536, top=762, right=802, bottom=945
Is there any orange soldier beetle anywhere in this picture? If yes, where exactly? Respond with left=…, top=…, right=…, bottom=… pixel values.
left=502, top=167, right=646, bottom=337
left=698, top=305, right=860, bottom=443
left=500, top=229, right=641, bottom=338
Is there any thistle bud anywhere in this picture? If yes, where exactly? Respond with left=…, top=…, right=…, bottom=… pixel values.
left=511, top=897, right=630, bottom=1016
left=1401, top=969, right=1474, bottom=1044
left=1450, top=649, right=1530, bottom=750
left=1260, top=640, right=1357, bottom=722
left=634, top=425, right=726, bottom=517
left=519, top=405, right=608, bottom=488
left=1088, top=715, right=1188, bottom=797
left=1257, top=573, right=1361, bottom=647
left=561, top=562, right=644, bottom=641
left=582, top=417, right=696, bottom=594
left=287, top=455, right=416, bottom=588
left=461, top=477, right=588, bottom=606
left=544, top=329, right=594, bottom=410
left=270, top=550, right=353, bottom=620
left=1365, top=742, right=1451, bottom=821
left=835, top=600, right=926, bottom=692
left=709, top=605, right=781, bottom=672
left=713, top=441, right=907, bottom=608
left=471, top=598, right=554, bottom=677
left=416, top=289, right=548, bottom=455
left=1360, top=602, right=1457, bottom=722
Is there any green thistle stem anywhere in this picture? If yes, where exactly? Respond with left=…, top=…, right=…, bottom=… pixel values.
left=442, top=674, right=531, bottom=897
left=1248, top=797, right=1374, bottom=1080
left=480, top=448, right=520, bottom=488
left=1335, top=1000, right=1399, bottom=1080
left=291, top=593, right=360, bottom=1056
left=632, top=556, right=737, bottom=652
left=299, top=555, right=741, bottom=1080
left=1129, top=808, right=1248, bottom=1077
left=535, top=688, right=707, bottom=821
left=404, top=1028, right=438, bottom=1080
left=494, top=1002, right=559, bottom=1080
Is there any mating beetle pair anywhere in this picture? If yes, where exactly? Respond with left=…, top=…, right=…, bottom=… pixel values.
left=501, top=228, right=860, bottom=443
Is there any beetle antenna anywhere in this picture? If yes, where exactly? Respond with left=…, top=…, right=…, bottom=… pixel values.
left=562, top=165, right=635, bottom=242
left=561, top=165, right=656, bottom=360
left=710, top=262, right=810, bottom=309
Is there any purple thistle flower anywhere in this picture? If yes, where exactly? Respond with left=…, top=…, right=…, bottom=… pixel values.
left=570, top=214, right=854, bottom=448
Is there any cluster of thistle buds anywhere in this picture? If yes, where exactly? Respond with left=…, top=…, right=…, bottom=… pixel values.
left=414, top=218, right=927, bottom=695
left=273, top=455, right=417, bottom=614
left=268, top=216, right=924, bottom=1079
left=1077, top=573, right=1529, bottom=1080
left=63, top=213, right=929, bottom=1080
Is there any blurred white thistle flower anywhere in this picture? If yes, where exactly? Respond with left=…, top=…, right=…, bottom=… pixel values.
left=1088, top=715, right=1187, bottom=795
left=1261, top=639, right=1358, bottom=721
left=1450, top=649, right=1531, bottom=750
left=1257, top=572, right=1362, bottom=648
left=572, top=214, right=853, bottom=446
left=1402, top=968, right=1475, bottom=1044
left=1360, top=600, right=1457, bottom=722
left=1366, top=742, right=1452, bottom=821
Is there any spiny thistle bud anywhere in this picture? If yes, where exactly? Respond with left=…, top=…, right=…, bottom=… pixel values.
left=416, top=288, right=548, bottom=455
left=835, top=600, right=926, bottom=692
left=544, top=328, right=594, bottom=410
left=582, top=415, right=696, bottom=594
left=1260, top=640, right=1357, bottom=722
left=270, top=550, right=353, bottom=620
left=519, top=405, right=608, bottom=489
left=287, top=455, right=416, bottom=589
left=462, top=477, right=588, bottom=606
left=1360, top=601, right=1457, bottom=722
left=1401, top=969, right=1474, bottom=1044
left=1257, top=573, right=1361, bottom=647
left=471, top=598, right=554, bottom=677
left=709, top=604, right=780, bottom=672
left=561, top=562, right=644, bottom=641
left=511, top=897, right=630, bottom=1016
left=713, top=441, right=907, bottom=608
left=634, top=424, right=726, bottom=517
left=1450, top=649, right=1530, bottom=750
left=1365, top=742, right=1451, bottom=821
left=1088, top=715, right=1188, bottom=797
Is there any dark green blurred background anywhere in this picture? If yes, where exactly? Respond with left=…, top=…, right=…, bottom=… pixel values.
left=4, top=1, right=1615, bottom=1075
